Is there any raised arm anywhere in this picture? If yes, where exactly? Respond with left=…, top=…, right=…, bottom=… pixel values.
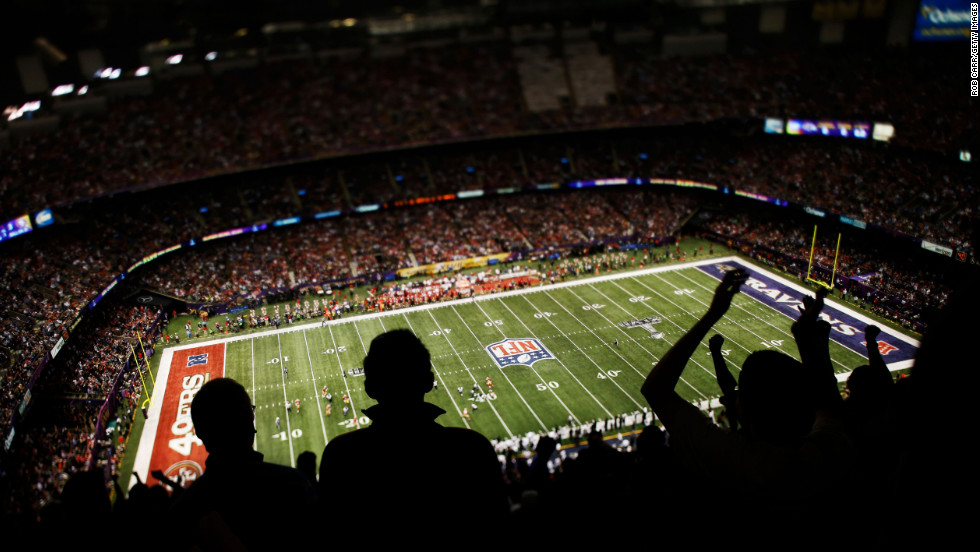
left=791, top=287, right=841, bottom=409
left=708, top=334, right=739, bottom=430
left=643, top=269, right=747, bottom=425
left=863, top=325, right=892, bottom=388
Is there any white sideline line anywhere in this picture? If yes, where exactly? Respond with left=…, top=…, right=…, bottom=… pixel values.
left=716, top=260, right=920, bottom=348
left=670, top=268, right=916, bottom=376
left=158, top=256, right=918, bottom=355
left=642, top=273, right=828, bottom=368
left=131, top=348, right=173, bottom=488
left=141, top=255, right=919, bottom=467
left=159, top=258, right=759, bottom=354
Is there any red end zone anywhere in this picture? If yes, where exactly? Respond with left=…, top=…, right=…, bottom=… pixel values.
left=146, top=343, right=225, bottom=487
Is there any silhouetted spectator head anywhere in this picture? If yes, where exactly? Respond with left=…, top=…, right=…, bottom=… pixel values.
left=296, top=451, right=317, bottom=487
left=191, top=378, right=255, bottom=454
left=847, top=364, right=891, bottom=403
left=363, top=329, right=433, bottom=404
left=738, top=350, right=814, bottom=445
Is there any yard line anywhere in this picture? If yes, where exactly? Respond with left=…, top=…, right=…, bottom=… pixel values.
left=350, top=319, right=370, bottom=355
left=328, top=324, right=360, bottom=423
left=668, top=269, right=855, bottom=370
left=302, top=329, right=328, bottom=444
left=644, top=273, right=790, bottom=362
left=447, top=305, right=548, bottom=432
left=562, top=286, right=707, bottom=399
left=624, top=276, right=762, bottom=366
left=250, top=339, right=257, bottom=449
left=590, top=281, right=716, bottom=396
left=489, top=298, right=605, bottom=420
left=394, top=314, right=473, bottom=429
left=523, top=293, right=644, bottom=409
left=420, top=311, right=514, bottom=435
left=275, top=335, right=296, bottom=466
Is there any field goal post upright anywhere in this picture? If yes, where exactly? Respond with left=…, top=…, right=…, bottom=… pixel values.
left=806, top=225, right=841, bottom=290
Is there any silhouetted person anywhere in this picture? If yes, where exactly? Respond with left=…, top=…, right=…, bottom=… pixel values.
left=318, top=330, right=506, bottom=537
left=642, top=270, right=850, bottom=546
left=296, top=451, right=317, bottom=490
left=170, top=378, right=317, bottom=551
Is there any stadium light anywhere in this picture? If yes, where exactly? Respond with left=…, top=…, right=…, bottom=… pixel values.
left=205, top=51, right=218, bottom=61
left=109, top=68, right=122, bottom=79
left=342, top=18, right=357, bottom=27
left=51, top=84, right=74, bottom=97
left=77, top=85, right=88, bottom=95
left=135, top=66, right=150, bottom=77
left=165, top=54, right=183, bottom=65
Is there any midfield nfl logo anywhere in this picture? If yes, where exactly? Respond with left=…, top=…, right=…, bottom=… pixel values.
left=619, top=317, right=665, bottom=339
left=486, top=338, right=554, bottom=368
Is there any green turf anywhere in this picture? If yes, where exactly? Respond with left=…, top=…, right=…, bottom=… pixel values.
left=122, top=253, right=904, bottom=489
left=188, top=263, right=869, bottom=468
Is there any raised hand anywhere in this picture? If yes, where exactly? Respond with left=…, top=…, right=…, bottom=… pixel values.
left=708, top=269, right=749, bottom=319
left=708, top=334, right=725, bottom=352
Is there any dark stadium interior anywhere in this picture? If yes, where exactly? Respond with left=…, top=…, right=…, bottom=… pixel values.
left=1, top=0, right=977, bottom=546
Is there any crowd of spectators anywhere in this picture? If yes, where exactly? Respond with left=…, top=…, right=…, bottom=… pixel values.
left=2, top=43, right=974, bottom=229
left=11, top=272, right=974, bottom=547
left=1, top=299, right=159, bottom=518
left=0, top=39, right=975, bottom=526
left=697, top=210, right=958, bottom=329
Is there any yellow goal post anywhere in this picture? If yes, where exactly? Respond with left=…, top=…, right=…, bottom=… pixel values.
left=806, top=225, right=841, bottom=290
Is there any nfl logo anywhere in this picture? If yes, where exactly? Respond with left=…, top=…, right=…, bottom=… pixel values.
left=486, top=338, right=554, bottom=368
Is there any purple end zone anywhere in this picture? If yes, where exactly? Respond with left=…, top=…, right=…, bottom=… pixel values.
left=696, top=260, right=918, bottom=366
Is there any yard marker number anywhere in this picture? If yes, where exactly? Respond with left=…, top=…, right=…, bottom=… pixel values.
left=536, top=381, right=560, bottom=391
left=484, top=320, right=503, bottom=327
left=321, top=346, right=347, bottom=354
left=266, top=356, right=289, bottom=364
left=429, top=329, right=451, bottom=336
left=339, top=417, right=371, bottom=428
left=629, top=296, right=650, bottom=303
left=598, top=371, right=621, bottom=379
left=581, top=304, right=605, bottom=311
left=674, top=289, right=695, bottom=296
left=533, top=312, right=557, bottom=319
left=760, top=339, right=784, bottom=348
left=274, top=429, right=303, bottom=441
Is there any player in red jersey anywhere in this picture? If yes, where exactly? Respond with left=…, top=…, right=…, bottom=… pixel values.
left=294, top=398, right=301, bottom=413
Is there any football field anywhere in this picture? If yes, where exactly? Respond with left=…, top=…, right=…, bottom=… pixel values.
left=132, top=256, right=919, bottom=484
